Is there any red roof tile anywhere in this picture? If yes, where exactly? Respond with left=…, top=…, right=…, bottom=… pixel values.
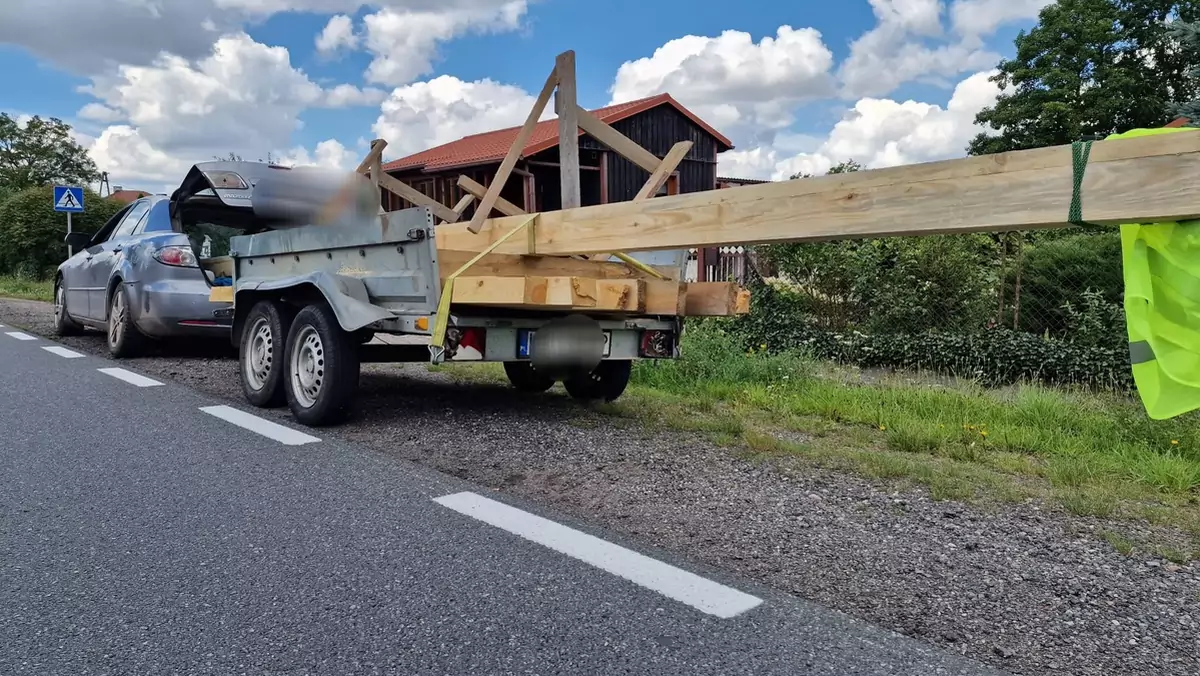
left=382, top=93, right=734, bottom=173
left=107, top=189, right=151, bottom=204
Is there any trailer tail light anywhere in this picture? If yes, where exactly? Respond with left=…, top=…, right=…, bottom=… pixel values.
left=640, top=330, right=674, bottom=358
left=456, top=328, right=485, bottom=360
left=153, top=245, right=198, bottom=267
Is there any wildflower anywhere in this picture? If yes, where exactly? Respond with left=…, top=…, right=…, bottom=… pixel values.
left=980, top=430, right=989, bottom=438
left=879, top=425, right=887, bottom=431
left=1171, top=439, right=1180, bottom=445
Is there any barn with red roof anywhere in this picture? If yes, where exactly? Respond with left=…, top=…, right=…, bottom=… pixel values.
left=380, top=93, right=734, bottom=219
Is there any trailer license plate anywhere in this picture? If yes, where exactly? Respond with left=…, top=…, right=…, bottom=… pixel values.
left=518, top=330, right=611, bottom=358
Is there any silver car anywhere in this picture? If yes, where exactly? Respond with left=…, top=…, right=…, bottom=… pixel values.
left=53, top=161, right=277, bottom=357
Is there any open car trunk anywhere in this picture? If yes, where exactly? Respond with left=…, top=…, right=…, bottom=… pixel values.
left=169, top=161, right=293, bottom=298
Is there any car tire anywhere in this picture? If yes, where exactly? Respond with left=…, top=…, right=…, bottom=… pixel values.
left=239, top=300, right=290, bottom=408
left=52, top=279, right=83, bottom=336
left=283, top=302, right=360, bottom=426
left=106, top=282, right=147, bottom=358
left=563, top=359, right=632, bottom=402
left=503, top=361, right=555, bottom=393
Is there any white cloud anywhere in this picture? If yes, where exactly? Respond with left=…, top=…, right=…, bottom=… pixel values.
left=609, top=26, right=836, bottom=136
left=362, top=1, right=527, bottom=86
left=719, top=69, right=1003, bottom=181
left=75, top=32, right=372, bottom=188
left=949, top=0, right=1054, bottom=37
left=276, top=138, right=360, bottom=170
left=839, top=0, right=1000, bottom=99
left=316, top=14, right=359, bottom=54
left=0, top=1, right=531, bottom=79
left=322, top=84, right=389, bottom=107
left=371, top=75, right=548, bottom=158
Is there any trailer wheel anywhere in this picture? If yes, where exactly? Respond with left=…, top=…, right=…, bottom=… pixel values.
left=503, top=361, right=555, bottom=393
left=283, top=302, right=360, bottom=426
left=239, top=300, right=289, bottom=408
left=563, top=360, right=632, bottom=403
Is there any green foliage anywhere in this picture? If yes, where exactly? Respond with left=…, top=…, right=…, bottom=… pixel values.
left=730, top=276, right=1133, bottom=391
left=0, top=185, right=125, bottom=279
left=1062, top=289, right=1128, bottom=351
left=969, top=0, right=1200, bottom=155
left=1005, top=230, right=1124, bottom=335
left=0, top=113, right=100, bottom=191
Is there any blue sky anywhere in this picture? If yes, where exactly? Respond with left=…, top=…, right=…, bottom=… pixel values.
left=0, top=0, right=1045, bottom=189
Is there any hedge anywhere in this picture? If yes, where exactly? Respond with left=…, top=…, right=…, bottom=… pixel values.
left=728, top=275, right=1132, bottom=392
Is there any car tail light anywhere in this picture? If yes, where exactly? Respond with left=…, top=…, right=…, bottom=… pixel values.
left=154, top=245, right=198, bottom=267
left=640, top=330, right=674, bottom=358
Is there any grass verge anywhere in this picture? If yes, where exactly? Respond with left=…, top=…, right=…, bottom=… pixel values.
left=433, top=323, right=1200, bottom=558
left=0, top=275, right=53, bottom=303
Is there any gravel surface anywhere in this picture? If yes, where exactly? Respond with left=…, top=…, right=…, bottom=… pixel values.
left=3, top=297, right=1198, bottom=676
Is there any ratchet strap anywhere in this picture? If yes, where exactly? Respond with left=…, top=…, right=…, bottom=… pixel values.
left=429, top=214, right=539, bottom=361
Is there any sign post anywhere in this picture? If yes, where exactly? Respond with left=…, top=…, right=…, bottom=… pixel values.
left=53, top=185, right=85, bottom=256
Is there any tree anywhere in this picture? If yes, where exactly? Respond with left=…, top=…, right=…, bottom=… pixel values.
left=0, top=113, right=100, bottom=191
left=968, top=0, right=1200, bottom=155
left=1169, top=17, right=1200, bottom=120
left=0, top=186, right=125, bottom=278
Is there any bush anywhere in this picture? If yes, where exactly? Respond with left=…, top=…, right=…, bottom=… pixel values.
left=729, top=276, right=1132, bottom=391
left=758, top=233, right=996, bottom=334
left=0, top=185, right=125, bottom=279
left=1005, top=230, right=1124, bottom=336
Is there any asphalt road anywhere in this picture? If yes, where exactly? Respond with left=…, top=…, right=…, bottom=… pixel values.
left=0, top=328, right=1002, bottom=675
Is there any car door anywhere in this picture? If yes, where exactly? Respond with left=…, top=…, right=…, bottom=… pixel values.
left=81, top=198, right=151, bottom=319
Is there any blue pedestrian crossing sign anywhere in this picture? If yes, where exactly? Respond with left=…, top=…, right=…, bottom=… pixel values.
left=53, top=185, right=85, bottom=213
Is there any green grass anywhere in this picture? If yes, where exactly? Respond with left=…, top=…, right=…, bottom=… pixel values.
left=0, top=275, right=53, bottom=303
left=432, top=322, right=1200, bottom=536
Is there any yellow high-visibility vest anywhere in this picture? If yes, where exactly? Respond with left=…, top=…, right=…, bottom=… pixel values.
left=1109, top=126, right=1200, bottom=418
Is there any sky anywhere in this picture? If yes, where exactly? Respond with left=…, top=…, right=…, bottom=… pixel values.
left=0, top=0, right=1052, bottom=194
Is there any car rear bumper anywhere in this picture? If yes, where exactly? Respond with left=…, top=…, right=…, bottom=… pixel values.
left=128, top=278, right=233, bottom=338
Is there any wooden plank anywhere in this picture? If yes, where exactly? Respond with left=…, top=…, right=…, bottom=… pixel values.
left=355, top=139, right=386, bottom=175
left=377, top=172, right=460, bottom=224
left=457, top=175, right=526, bottom=217
left=369, top=139, right=384, bottom=222
left=555, top=51, right=581, bottom=209
left=466, top=67, right=559, bottom=234
left=635, top=141, right=692, bottom=200
left=643, top=280, right=686, bottom=315
left=451, top=193, right=474, bottom=217
left=436, top=250, right=679, bottom=280
left=684, top=282, right=740, bottom=316
left=435, top=130, right=1200, bottom=255
left=450, top=275, right=645, bottom=312
left=575, top=106, right=661, bottom=173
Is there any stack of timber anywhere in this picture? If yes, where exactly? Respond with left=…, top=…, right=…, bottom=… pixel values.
left=352, top=49, right=1200, bottom=317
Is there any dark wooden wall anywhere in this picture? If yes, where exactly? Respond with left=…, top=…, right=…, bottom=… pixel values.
left=384, top=103, right=725, bottom=217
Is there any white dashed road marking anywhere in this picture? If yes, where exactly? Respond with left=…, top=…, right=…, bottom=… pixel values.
left=43, top=346, right=84, bottom=359
left=433, top=491, right=764, bottom=619
left=199, top=405, right=320, bottom=446
left=98, top=367, right=163, bottom=387
left=6, top=331, right=36, bottom=341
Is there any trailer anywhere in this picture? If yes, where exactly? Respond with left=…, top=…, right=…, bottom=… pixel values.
left=207, top=49, right=1200, bottom=426
left=220, top=202, right=708, bottom=426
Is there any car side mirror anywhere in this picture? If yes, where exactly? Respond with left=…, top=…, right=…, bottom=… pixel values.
left=65, top=232, right=92, bottom=250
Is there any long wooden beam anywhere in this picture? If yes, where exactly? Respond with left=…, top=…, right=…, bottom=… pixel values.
left=465, top=67, right=559, bottom=233
left=435, top=131, right=1200, bottom=255
left=457, top=175, right=527, bottom=217
left=555, top=51, right=581, bottom=209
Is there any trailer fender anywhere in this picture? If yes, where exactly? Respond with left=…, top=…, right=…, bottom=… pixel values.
left=237, top=271, right=393, bottom=333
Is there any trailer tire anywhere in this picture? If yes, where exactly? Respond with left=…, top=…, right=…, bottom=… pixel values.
left=563, top=359, right=631, bottom=403
left=239, top=300, right=289, bottom=408
left=503, top=361, right=555, bottom=393
left=283, top=302, right=360, bottom=426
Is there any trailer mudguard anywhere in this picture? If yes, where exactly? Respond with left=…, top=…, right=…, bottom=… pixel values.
left=237, top=271, right=393, bottom=333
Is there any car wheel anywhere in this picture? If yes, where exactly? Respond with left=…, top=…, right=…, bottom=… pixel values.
left=283, top=302, right=360, bottom=426
left=106, top=282, right=147, bottom=358
left=503, top=361, right=555, bottom=393
left=563, top=360, right=632, bottom=402
left=52, top=280, right=83, bottom=336
left=239, top=300, right=290, bottom=408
